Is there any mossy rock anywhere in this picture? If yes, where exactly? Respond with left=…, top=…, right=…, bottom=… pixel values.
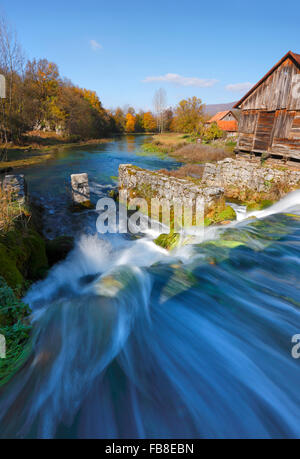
left=246, top=200, right=274, bottom=211
left=154, top=232, right=181, bottom=250
left=205, top=205, right=236, bottom=226
left=2, top=229, right=31, bottom=273
left=216, top=205, right=237, bottom=222
left=46, top=236, right=75, bottom=266
left=0, top=242, right=24, bottom=290
left=0, top=227, right=48, bottom=288
left=24, top=230, right=48, bottom=279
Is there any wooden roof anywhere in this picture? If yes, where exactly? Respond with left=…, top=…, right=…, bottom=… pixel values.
left=234, top=51, right=300, bottom=109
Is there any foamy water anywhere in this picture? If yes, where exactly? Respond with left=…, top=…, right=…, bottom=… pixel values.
left=1, top=190, right=300, bottom=438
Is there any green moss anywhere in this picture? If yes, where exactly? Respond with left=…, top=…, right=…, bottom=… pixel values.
left=246, top=200, right=274, bottom=211
left=24, top=231, right=48, bottom=279
left=0, top=242, right=24, bottom=290
left=0, top=199, right=50, bottom=385
left=154, top=232, right=181, bottom=250
left=0, top=226, right=48, bottom=289
left=206, top=239, right=244, bottom=249
left=197, top=238, right=247, bottom=265
left=205, top=205, right=236, bottom=226
left=216, top=205, right=237, bottom=222
left=0, top=277, right=32, bottom=386
left=204, top=217, right=213, bottom=226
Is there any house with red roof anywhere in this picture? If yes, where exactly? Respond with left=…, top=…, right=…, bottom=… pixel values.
left=234, top=51, right=300, bottom=162
left=207, top=110, right=238, bottom=135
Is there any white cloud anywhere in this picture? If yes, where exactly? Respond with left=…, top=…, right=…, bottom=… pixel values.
left=90, top=39, right=102, bottom=51
left=226, top=82, right=253, bottom=92
left=143, top=73, right=218, bottom=88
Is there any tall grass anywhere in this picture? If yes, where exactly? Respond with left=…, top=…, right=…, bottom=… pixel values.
left=170, top=143, right=235, bottom=163
left=0, top=185, right=24, bottom=232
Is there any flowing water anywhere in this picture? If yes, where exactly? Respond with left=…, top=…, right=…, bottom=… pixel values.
left=0, top=136, right=300, bottom=439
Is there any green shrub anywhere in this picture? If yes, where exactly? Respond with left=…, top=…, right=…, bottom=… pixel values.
left=0, top=277, right=32, bottom=386
left=203, top=123, right=225, bottom=142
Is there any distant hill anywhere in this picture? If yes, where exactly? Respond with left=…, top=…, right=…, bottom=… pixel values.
left=204, top=102, right=238, bottom=117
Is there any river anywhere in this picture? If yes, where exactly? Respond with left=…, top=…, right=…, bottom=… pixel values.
left=0, top=135, right=300, bottom=438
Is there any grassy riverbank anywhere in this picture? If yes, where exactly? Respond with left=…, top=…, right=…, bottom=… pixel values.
left=142, top=133, right=235, bottom=179
left=149, top=133, right=236, bottom=156
left=0, top=131, right=112, bottom=169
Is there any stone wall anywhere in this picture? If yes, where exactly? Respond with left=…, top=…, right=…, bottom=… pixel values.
left=118, top=164, right=225, bottom=213
left=119, top=160, right=300, bottom=213
left=2, top=175, right=27, bottom=203
left=202, top=158, right=300, bottom=197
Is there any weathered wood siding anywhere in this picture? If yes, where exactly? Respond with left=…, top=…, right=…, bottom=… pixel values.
left=253, top=111, right=275, bottom=152
left=236, top=111, right=257, bottom=151
left=240, top=58, right=300, bottom=111
left=237, top=57, right=300, bottom=160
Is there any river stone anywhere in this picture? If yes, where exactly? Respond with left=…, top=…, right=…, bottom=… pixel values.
left=3, top=174, right=27, bottom=203
left=71, top=173, right=90, bottom=204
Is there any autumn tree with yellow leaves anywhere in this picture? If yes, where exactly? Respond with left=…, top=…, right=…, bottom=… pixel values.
left=173, top=97, right=205, bottom=134
left=142, top=112, right=157, bottom=132
left=125, top=113, right=136, bottom=133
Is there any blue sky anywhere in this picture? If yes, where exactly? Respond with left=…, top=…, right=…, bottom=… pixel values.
left=2, top=0, right=300, bottom=111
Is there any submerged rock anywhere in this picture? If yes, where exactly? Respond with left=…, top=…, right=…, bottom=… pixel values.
left=154, top=232, right=181, bottom=251
left=71, top=173, right=94, bottom=210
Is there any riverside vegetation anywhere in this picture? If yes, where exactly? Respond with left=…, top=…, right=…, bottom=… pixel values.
left=0, top=186, right=74, bottom=385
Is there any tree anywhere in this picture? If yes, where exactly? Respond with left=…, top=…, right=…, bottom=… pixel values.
left=203, top=122, right=225, bottom=142
left=24, top=59, right=62, bottom=131
left=153, top=88, right=166, bottom=133
left=0, top=16, right=26, bottom=154
left=112, top=107, right=126, bottom=133
left=173, top=96, right=205, bottom=134
left=163, top=108, right=174, bottom=131
left=134, top=110, right=145, bottom=132
left=125, top=113, right=136, bottom=133
left=142, top=111, right=156, bottom=132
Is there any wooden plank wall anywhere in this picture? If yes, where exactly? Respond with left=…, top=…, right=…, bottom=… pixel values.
left=240, top=59, right=300, bottom=111
left=237, top=58, right=300, bottom=160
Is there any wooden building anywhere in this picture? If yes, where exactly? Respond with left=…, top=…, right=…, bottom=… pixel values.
left=234, top=51, right=300, bottom=161
left=207, top=110, right=238, bottom=135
